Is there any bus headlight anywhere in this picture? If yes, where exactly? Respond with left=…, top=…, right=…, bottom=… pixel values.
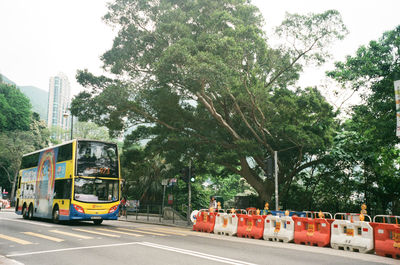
left=109, top=205, right=118, bottom=214
left=73, top=204, right=85, bottom=214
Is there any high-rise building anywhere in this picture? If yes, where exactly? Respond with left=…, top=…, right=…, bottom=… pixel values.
left=47, top=73, right=71, bottom=140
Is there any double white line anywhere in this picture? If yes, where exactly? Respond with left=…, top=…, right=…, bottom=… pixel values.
left=138, top=242, right=257, bottom=265
left=7, top=240, right=257, bottom=265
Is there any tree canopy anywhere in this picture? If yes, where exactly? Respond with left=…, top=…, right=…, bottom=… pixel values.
left=0, top=82, right=49, bottom=200
left=72, top=0, right=347, bottom=202
left=327, top=25, right=400, bottom=214
left=0, top=83, right=31, bottom=132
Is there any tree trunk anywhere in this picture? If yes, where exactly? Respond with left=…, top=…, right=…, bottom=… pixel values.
left=239, top=158, right=274, bottom=203
left=10, top=171, right=18, bottom=204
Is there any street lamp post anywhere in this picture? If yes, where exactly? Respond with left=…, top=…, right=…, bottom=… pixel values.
left=187, top=160, right=192, bottom=225
left=70, top=114, right=73, bottom=140
left=274, top=151, right=279, bottom=211
left=161, top=179, right=168, bottom=216
left=63, top=111, right=73, bottom=140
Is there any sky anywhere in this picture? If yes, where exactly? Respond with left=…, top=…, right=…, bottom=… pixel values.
left=0, top=0, right=399, bottom=107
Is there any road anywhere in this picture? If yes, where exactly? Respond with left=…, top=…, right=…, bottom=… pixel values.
left=0, top=210, right=396, bottom=265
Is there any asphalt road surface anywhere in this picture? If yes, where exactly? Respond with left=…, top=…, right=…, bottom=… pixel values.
left=0, top=210, right=397, bottom=265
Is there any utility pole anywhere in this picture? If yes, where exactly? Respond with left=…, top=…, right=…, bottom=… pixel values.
left=70, top=114, right=74, bottom=140
left=274, top=151, right=279, bottom=211
left=187, top=160, right=192, bottom=225
left=161, top=179, right=168, bottom=216
left=394, top=80, right=400, bottom=137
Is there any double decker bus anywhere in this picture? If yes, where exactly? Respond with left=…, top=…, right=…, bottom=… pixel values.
left=15, top=139, right=121, bottom=225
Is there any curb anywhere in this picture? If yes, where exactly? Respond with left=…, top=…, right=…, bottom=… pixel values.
left=118, top=217, right=192, bottom=230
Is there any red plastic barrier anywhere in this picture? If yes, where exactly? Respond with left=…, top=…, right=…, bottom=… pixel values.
left=293, top=216, right=334, bottom=247
left=192, top=211, right=203, bottom=231
left=193, top=210, right=217, bottom=233
left=237, top=214, right=266, bottom=239
left=370, top=215, right=400, bottom=259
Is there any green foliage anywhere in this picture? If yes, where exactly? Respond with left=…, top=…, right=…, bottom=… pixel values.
left=74, top=121, right=111, bottom=141
left=0, top=84, right=49, bottom=199
left=0, top=83, right=31, bottom=132
left=72, top=0, right=347, bottom=202
left=324, top=25, right=400, bottom=214
left=0, top=124, right=49, bottom=197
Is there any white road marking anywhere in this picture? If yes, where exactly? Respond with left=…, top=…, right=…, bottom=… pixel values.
left=72, top=228, right=120, bottom=238
left=49, top=230, right=93, bottom=239
left=138, top=242, right=257, bottom=265
left=0, top=218, right=54, bottom=227
left=6, top=242, right=140, bottom=257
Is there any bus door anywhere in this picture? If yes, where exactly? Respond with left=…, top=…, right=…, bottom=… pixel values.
left=53, top=179, right=72, bottom=219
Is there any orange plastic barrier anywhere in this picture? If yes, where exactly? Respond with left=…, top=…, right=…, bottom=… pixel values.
left=192, top=209, right=220, bottom=233
left=237, top=213, right=266, bottom=239
left=370, top=215, right=400, bottom=259
left=293, top=212, right=334, bottom=247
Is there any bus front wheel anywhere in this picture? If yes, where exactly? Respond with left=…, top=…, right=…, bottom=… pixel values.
left=93, top=219, right=103, bottom=225
left=52, top=206, right=60, bottom=224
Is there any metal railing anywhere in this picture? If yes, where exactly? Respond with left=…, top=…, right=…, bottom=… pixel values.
left=123, top=203, right=189, bottom=226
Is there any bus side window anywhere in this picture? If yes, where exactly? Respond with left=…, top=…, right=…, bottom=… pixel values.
left=57, top=143, right=72, bottom=162
left=54, top=179, right=72, bottom=199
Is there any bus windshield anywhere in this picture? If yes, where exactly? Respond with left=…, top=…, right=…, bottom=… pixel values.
left=76, top=141, right=118, bottom=177
left=74, top=178, right=119, bottom=203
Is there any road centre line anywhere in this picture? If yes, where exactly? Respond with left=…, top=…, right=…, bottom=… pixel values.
left=22, top=232, right=64, bottom=242
left=49, top=230, right=93, bottom=239
left=0, top=218, right=54, bottom=227
left=138, top=242, right=257, bottom=265
left=6, top=242, right=140, bottom=257
left=95, top=228, right=143, bottom=237
left=117, top=227, right=168, bottom=236
left=0, top=233, right=32, bottom=245
left=72, top=228, right=120, bottom=238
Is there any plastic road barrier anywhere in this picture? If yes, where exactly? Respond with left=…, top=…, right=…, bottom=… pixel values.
left=293, top=212, right=334, bottom=247
left=237, top=213, right=266, bottom=239
left=331, top=213, right=374, bottom=253
left=263, top=215, right=295, bottom=243
left=270, top=211, right=306, bottom=217
left=190, top=210, right=199, bottom=224
left=214, top=209, right=246, bottom=236
left=370, top=215, right=400, bottom=259
left=193, top=209, right=207, bottom=232
left=193, top=209, right=211, bottom=232
left=193, top=209, right=224, bottom=233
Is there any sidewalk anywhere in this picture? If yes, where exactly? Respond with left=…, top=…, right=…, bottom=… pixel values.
left=119, top=213, right=192, bottom=229
left=2, top=207, right=192, bottom=228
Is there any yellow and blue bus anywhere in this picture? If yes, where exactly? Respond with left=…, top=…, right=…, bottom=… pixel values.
left=15, top=139, right=121, bottom=225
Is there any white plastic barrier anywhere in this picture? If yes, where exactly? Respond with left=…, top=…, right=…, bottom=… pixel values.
left=190, top=210, right=199, bottom=224
left=330, top=213, right=374, bottom=253
left=213, top=210, right=244, bottom=236
left=263, top=215, right=295, bottom=243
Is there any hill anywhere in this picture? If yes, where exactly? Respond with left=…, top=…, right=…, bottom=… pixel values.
left=19, top=86, right=48, bottom=121
left=0, top=74, right=16, bottom=85
left=0, top=74, right=48, bottom=121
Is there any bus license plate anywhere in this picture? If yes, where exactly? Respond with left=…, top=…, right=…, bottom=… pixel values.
left=91, top=216, right=102, bottom=220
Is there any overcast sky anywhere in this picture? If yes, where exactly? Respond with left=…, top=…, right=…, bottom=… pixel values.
left=0, top=0, right=399, bottom=106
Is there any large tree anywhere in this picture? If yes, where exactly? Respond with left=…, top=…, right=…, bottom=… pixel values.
left=72, top=0, right=347, bottom=202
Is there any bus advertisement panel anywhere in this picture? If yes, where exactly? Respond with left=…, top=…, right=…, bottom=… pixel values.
left=15, top=140, right=121, bottom=225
